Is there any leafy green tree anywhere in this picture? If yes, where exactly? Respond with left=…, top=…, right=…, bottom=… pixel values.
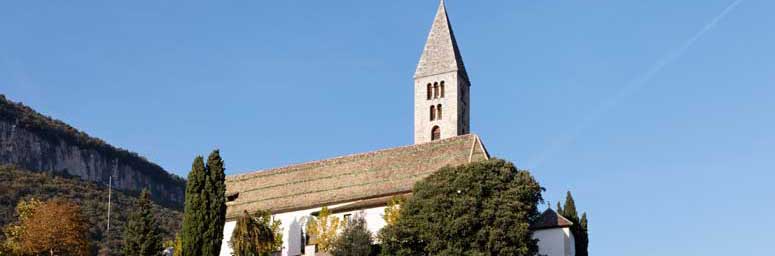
left=380, top=159, right=544, bottom=256
left=229, top=211, right=278, bottom=256
left=181, top=156, right=207, bottom=256
left=124, top=189, right=164, bottom=256
left=330, top=216, right=374, bottom=256
left=205, top=150, right=227, bottom=256
left=558, top=191, right=589, bottom=256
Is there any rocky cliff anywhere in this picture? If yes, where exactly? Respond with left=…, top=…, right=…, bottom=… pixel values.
left=0, top=95, right=185, bottom=207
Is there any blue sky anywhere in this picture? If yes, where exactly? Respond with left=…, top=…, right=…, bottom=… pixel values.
left=2, top=0, right=773, bottom=255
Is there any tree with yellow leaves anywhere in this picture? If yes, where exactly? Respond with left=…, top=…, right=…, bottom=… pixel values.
left=2, top=198, right=90, bottom=256
left=306, top=206, right=340, bottom=253
left=382, top=196, right=404, bottom=226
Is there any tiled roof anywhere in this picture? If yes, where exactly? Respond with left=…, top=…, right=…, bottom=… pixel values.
left=225, top=134, right=489, bottom=218
left=531, top=209, right=574, bottom=230
left=414, top=0, right=469, bottom=81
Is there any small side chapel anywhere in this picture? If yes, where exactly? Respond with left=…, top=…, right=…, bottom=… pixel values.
left=220, top=1, right=575, bottom=256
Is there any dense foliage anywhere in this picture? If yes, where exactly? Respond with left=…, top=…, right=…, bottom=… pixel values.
left=0, top=95, right=186, bottom=205
left=306, top=207, right=340, bottom=253
left=380, top=159, right=544, bottom=256
left=229, top=210, right=282, bottom=256
left=330, top=216, right=375, bottom=256
left=205, top=151, right=227, bottom=256
left=0, top=166, right=182, bottom=255
left=180, top=151, right=228, bottom=256
left=3, top=198, right=91, bottom=255
left=123, top=189, right=164, bottom=256
left=557, top=191, right=589, bottom=256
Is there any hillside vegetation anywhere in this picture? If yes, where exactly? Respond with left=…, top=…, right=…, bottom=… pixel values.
left=0, top=165, right=182, bottom=255
left=0, top=94, right=185, bottom=206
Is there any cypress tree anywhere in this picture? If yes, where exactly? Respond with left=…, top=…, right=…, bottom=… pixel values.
left=556, top=201, right=563, bottom=215
left=123, top=189, right=163, bottom=256
left=559, top=191, right=588, bottom=256
left=181, top=156, right=207, bottom=256
left=205, top=150, right=227, bottom=256
left=579, top=213, right=589, bottom=256
left=562, top=191, right=578, bottom=220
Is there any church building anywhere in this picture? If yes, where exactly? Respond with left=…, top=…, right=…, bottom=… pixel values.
left=220, top=1, right=575, bottom=256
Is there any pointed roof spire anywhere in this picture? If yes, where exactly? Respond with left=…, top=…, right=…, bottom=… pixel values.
left=415, top=0, right=469, bottom=81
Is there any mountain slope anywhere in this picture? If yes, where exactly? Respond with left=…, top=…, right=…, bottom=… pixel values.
left=0, top=95, right=185, bottom=206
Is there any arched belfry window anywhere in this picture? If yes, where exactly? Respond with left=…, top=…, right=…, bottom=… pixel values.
left=431, top=126, right=441, bottom=141
left=440, top=81, right=445, bottom=98
left=427, top=83, right=432, bottom=100
left=433, top=82, right=439, bottom=99
left=436, top=104, right=442, bottom=120
left=430, top=105, right=436, bottom=121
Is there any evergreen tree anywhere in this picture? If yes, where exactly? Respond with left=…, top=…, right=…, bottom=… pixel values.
left=558, top=191, right=588, bottom=256
left=330, top=216, right=374, bottom=256
left=124, top=189, right=164, bottom=256
left=181, top=156, right=207, bottom=256
left=562, top=191, right=578, bottom=219
left=579, top=213, right=589, bottom=256
left=204, top=150, right=227, bottom=256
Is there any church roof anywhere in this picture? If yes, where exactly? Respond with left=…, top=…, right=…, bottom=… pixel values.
left=414, top=0, right=469, bottom=81
left=530, top=208, right=574, bottom=230
left=225, top=134, right=489, bottom=218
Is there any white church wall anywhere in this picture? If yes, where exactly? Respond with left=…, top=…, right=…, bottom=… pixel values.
left=533, top=227, right=575, bottom=256
left=221, top=205, right=573, bottom=256
left=219, top=204, right=388, bottom=256
left=330, top=206, right=388, bottom=237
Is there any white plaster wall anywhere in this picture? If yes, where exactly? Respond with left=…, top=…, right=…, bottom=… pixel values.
left=219, top=203, right=389, bottom=256
left=220, top=221, right=236, bottom=256
left=533, top=227, right=575, bottom=256
left=221, top=205, right=571, bottom=256
left=331, top=206, right=388, bottom=237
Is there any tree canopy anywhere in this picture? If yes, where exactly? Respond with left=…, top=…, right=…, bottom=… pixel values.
left=2, top=198, right=90, bottom=255
left=380, top=159, right=544, bottom=256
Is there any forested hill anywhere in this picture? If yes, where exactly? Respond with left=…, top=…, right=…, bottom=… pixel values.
left=0, top=166, right=182, bottom=255
left=0, top=95, right=185, bottom=207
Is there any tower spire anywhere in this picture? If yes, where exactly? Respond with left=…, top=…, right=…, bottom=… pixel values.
left=415, top=0, right=468, bottom=81
left=413, top=0, right=471, bottom=144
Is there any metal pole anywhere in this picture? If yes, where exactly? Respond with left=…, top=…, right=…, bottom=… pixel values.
left=107, top=176, right=112, bottom=234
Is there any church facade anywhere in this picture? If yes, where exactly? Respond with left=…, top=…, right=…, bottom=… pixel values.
left=220, top=1, right=574, bottom=256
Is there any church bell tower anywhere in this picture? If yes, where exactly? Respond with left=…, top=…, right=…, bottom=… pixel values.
left=414, top=0, right=470, bottom=144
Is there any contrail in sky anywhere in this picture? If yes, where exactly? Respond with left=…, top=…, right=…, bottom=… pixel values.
left=529, top=0, right=744, bottom=169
